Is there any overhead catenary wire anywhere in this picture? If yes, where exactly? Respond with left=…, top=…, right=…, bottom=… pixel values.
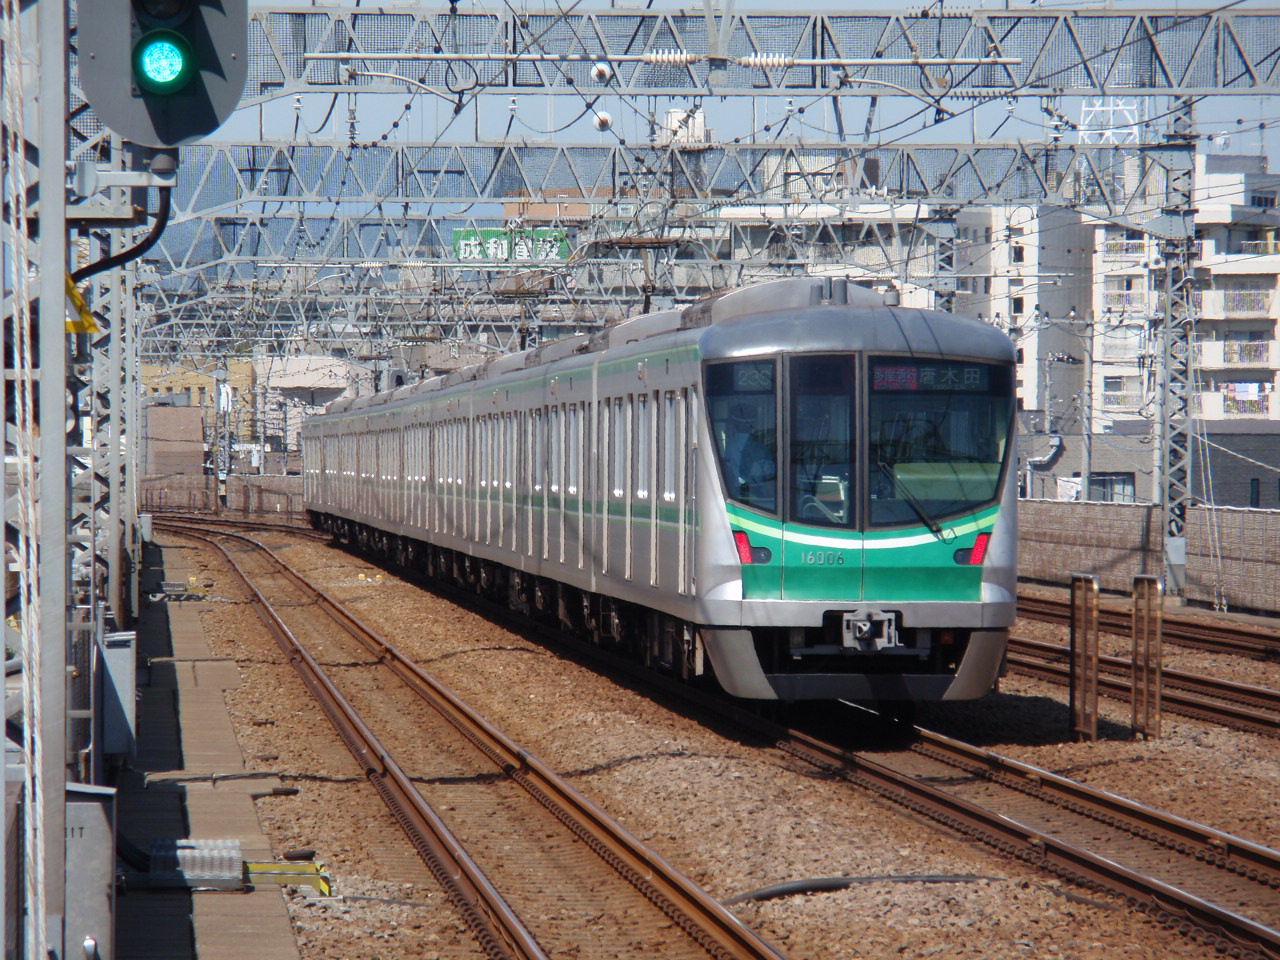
left=141, top=0, right=1278, bottom=361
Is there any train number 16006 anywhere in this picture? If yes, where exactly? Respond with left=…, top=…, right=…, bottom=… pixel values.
left=800, top=551, right=845, bottom=566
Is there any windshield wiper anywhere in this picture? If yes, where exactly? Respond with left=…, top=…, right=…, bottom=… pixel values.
left=878, top=461, right=945, bottom=540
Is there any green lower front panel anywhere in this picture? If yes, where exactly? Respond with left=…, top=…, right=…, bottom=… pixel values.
left=860, top=542, right=984, bottom=602
left=728, top=502, right=999, bottom=603
left=779, top=531, right=860, bottom=600
left=859, top=507, right=998, bottom=603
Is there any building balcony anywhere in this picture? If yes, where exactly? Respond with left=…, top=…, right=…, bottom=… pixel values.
left=1101, top=239, right=1201, bottom=260
left=1101, top=390, right=1144, bottom=412
left=1102, top=239, right=1146, bottom=260
left=1194, top=339, right=1278, bottom=369
left=1237, top=240, right=1280, bottom=256
left=1101, top=290, right=1150, bottom=311
left=1190, top=288, right=1276, bottom=319
left=1194, top=389, right=1280, bottom=419
left=1096, top=337, right=1144, bottom=362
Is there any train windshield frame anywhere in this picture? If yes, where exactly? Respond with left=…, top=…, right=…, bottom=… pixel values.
left=706, top=354, right=1014, bottom=528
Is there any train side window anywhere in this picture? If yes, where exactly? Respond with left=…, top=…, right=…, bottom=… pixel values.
left=662, top=391, right=676, bottom=502
left=611, top=398, right=625, bottom=498
left=487, top=416, right=496, bottom=490
left=533, top=409, right=544, bottom=494
left=550, top=406, right=562, bottom=494
left=446, top=421, right=454, bottom=485
left=567, top=404, right=580, bottom=496
left=635, top=395, right=650, bottom=500
left=499, top=416, right=508, bottom=501
left=491, top=416, right=500, bottom=490
left=624, top=394, right=634, bottom=581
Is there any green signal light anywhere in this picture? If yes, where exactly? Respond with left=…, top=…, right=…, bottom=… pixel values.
left=133, top=30, right=194, bottom=93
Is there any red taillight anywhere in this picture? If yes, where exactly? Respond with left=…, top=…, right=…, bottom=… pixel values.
left=733, top=530, right=754, bottom=564
left=968, top=532, right=991, bottom=565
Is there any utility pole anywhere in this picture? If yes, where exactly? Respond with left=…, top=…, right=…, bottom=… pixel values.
left=1082, top=314, right=1093, bottom=500
left=35, top=0, right=69, bottom=952
left=1147, top=98, right=1198, bottom=594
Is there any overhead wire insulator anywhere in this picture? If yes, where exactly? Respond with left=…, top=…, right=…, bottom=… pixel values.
left=737, top=54, right=795, bottom=69
left=643, top=50, right=697, bottom=65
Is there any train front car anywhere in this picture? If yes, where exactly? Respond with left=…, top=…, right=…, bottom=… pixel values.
left=690, top=279, right=1017, bottom=703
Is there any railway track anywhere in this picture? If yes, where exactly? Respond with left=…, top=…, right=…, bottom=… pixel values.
left=158, top=520, right=787, bottom=960
left=1017, top=592, right=1280, bottom=662
left=599, top=657, right=1280, bottom=960
left=1007, top=635, right=1280, bottom=738
left=495, top=594, right=1280, bottom=959
left=778, top=717, right=1280, bottom=960
left=149, top=510, right=323, bottom=539
left=170, top=521, right=1280, bottom=960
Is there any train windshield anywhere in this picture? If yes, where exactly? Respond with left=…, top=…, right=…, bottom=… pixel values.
left=868, top=358, right=1014, bottom=529
left=789, top=355, right=856, bottom=527
left=706, top=355, right=1013, bottom=526
left=706, top=360, right=778, bottom=513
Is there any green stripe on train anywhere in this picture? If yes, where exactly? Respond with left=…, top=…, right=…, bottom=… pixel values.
left=725, top=502, right=1001, bottom=602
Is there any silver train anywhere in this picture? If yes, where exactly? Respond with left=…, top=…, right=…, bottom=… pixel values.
left=302, top=277, right=1018, bottom=702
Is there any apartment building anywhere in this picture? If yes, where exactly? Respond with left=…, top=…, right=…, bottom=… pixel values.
left=1089, top=152, right=1280, bottom=507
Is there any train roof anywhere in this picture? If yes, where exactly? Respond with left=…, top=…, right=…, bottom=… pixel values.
left=315, top=277, right=1011, bottom=418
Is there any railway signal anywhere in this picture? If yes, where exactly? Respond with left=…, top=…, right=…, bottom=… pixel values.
left=78, top=0, right=248, bottom=147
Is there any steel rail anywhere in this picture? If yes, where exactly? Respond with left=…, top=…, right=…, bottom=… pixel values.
left=184, top=528, right=551, bottom=960
left=160, top=521, right=789, bottom=960
left=1018, top=593, right=1280, bottom=662
left=1007, top=635, right=1280, bottom=739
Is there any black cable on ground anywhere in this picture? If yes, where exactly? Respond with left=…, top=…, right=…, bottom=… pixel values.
left=722, top=874, right=1000, bottom=906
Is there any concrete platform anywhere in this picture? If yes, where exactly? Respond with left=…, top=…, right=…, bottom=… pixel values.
left=116, top=542, right=298, bottom=960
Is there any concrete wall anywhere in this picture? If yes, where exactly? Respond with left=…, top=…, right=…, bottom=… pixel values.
left=1185, top=506, right=1280, bottom=612
left=143, top=406, right=206, bottom=475
left=1019, top=500, right=1163, bottom=592
left=139, top=475, right=305, bottom=515
left=139, top=475, right=217, bottom=511
left=1022, top=499, right=1280, bottom=614
left=227, top=476, right=306, bottom=515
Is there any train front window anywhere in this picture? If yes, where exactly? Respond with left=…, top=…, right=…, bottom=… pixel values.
left=706, top=360, right=778, bottom=513
left=789, top=355, right=855, bottom=527
left=867, top=358, right=1014, bottom=529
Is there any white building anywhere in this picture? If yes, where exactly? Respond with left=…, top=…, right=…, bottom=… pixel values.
left=951, top=204, right=1094, bottom=432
